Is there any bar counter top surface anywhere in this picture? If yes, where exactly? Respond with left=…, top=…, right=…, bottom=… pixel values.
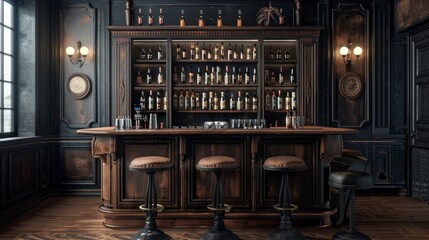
left=77, top=126, right=358, bottom=136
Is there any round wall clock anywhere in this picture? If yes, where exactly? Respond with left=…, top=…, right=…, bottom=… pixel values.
left=338, top=72, right=363, bottom=99
left=67, top=73, right=91, bottom=99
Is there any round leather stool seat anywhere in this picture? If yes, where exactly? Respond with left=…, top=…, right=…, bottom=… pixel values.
left=196, top=156, right=239, bottom=171
left=129, top=156, right=173, bottom=172
left=328, top=170, right=373, bottom=189
left=263, top=156, right=307, bottom=172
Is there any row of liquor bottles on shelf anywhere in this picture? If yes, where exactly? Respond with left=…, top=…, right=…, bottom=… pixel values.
left=137, top=89, right=297, bottom=112
left=174, top=43, right=258, bottom=61
left=132, top=7, right=286, bottom=27
left=137, top=44, right=293, bottom=62
left=136, top=65, right=296, bottom=85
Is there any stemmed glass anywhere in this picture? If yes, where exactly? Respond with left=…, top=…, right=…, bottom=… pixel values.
left=134, top=104, right=142, bottom=129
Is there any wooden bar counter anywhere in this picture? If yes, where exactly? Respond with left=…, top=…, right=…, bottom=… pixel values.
left=77, top=126, right=357, bottom=228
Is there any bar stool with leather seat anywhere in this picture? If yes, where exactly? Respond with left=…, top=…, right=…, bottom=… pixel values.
left=196, top=155, right=240, bottom=240
left=129, top=156, right=174, bottom=240
left=328, top=170, right=373, bottom=240
left=263, top=155, right=308, bottom=240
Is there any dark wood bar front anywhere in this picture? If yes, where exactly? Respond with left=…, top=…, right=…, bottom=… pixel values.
left=77, top=126, right=357, bottom=228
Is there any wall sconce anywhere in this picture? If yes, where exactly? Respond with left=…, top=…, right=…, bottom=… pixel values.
left=339, top=40, right=363, bottom=65
left=65, top=41, right=89, bottom=67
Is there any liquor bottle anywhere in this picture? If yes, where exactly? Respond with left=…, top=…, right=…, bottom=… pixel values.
left=252, top=91, right=258, bottom=111
left=137, top=9, right=143, bottom=25
left=233, top=44, right=238, bottom=60
left=204, top=65, right=210, bottom=85
left=176, top=44, right=181, bottom=60
left=284, top=47, right=290, bottom=60
left=237, top=68, right=243, bottom=84
left=214, top=44, right=219, bottom=60
left=157, top=66, right=164, bottom=84
left=156, top=90, right=162, bottom=110
left=240, top=44, right=245, bottom=60
left=202, top=92, right=208, bottom=110
left=279, top=67, right=284, bottom=84
left=227, top=43, right=233, bottom=60
left=184, top=90, right=190, bottom=110
left=224, top=66, right=230, bottom=85
left=277, top=90, right=283, bottom=110
left=157, top=46, right=164, bottom=60
left=230, top=92, right=236, bottom=110
left=285, top=111, right=292, bottom=128
left=180, top=10, right=186, bottom=27
left=252, top=44, right=257, bottom=60
left=269, top=47, right=274, bottom=60
left=246, top=45, right=251, bottom=60
left=210, top=66, right=215, bottom=85
left=285, top=91, right=291, bottom=110
left=190, top=90, right=196, bottom=110
left=140, top=48, right=146, bottom=60
left=190, top=43, right=195, bottom=60
left=213, top=92, right=219, bottom=110
left=196, top=67, right=202, bottom=85
left=159, top=8, right=164, bottom=25
left=188, top=67, right=194, bottom=83
left=265, top=90, right=271, bottom=110
left=198, top=10, right=204, bottom=27
left=195, top=92, right=200, bottom=109
left=180, top=67, right=186, bottom=84
left=216, top=66, right=222, bottom=84
left=181, top=46, right=187, bottom=59
left=220, top=42, right=225, bottom=60
left=245, top=91, right=250, bottom=110
left=237, top=9, right=242, bottom=27
left=245, top=67, right=250, bottom=84
left=146, top=68, right=152, bottom=84
left=271, top=90, right=277, bottom=111
left=290, top=68, right=295, bottom=84
left=173, top=67, right=178, bottom=84
left=147, top=47, right=153, bottom=60
left=201, top=44, right=207, bottom=60
left=276, top=47, right=282, bottom=60
left=140, top=91, right=146, bottom=110
left=252, top=68, right=257, bottom=84
left=148, top=8, right=154, bottom=25
left=217, top=10, right=223, bottom=27
left=136, top=70, right=143, bottom=84
left=279, top=8, right=285, bottom=25
left=237, top=91, right=243, bottom=110
left=291, top=91, right=297, bottom=110
left=163, top=91, right=168, bottom=110
left=173, top=90, right=178, bottom=110
left=207, top=44, right=213, bottom=60
left=195, top=43, right=200, bottom=60
left=220, top=92, right=226, bottom=110
left=208, top=91, right=214, bottom=110
left=148, top=90, right=154, bottom=110
left=270, top=71, right=276, bottom=84
left=179, top=90, right=184, bottom=110
left=231, top=67, right=237, bottom=84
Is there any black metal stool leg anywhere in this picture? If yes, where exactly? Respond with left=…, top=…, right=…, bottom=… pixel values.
left=267, top=173, right=307, bottom=240
left=201, top=171, right=239, bottom=240
left=132, top=171, right=171, bottom=240
left=332, top=189, right=371, bottom=240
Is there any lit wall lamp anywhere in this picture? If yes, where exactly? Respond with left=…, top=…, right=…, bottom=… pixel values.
left=339, top=40, right=363, bottom=65
left=65, top=41, right=89, bottom=67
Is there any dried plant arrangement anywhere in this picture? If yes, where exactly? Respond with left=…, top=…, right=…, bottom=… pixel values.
left=256, top=1, right=281, bottom=26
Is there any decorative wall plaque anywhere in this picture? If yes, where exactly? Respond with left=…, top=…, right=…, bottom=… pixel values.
left=67, top=73, right=91, bottom=99
left=338, top=72, right=363, bottom=99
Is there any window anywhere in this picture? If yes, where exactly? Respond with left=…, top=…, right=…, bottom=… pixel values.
left=0, top=0, right=14, bottom=137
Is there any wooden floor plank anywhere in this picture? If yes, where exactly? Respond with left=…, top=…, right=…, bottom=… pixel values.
left=1, top=196, right=429, bottom=239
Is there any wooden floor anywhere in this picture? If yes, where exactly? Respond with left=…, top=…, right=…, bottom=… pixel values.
left=1, top=195, right=429, bottom=239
